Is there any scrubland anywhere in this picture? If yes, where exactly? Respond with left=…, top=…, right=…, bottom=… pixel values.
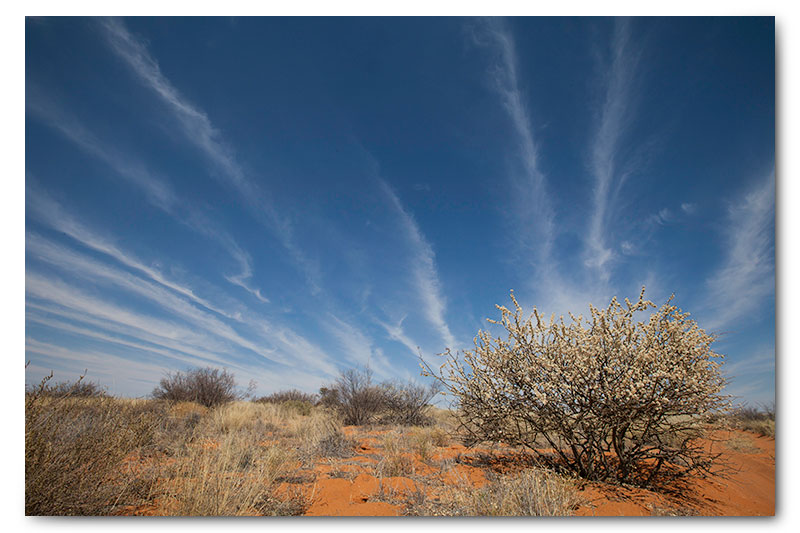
left=25, top=383, right=774, bottom=516
left=25, top=291, right=774, bottom=516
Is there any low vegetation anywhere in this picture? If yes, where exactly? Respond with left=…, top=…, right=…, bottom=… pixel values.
left=320, top=367, right=440, bottom=426
left=437, top=469, right=584, bottom=516
left=151, top=367, right=245, bottom=408
left=26, top=341, right=772, bottom=516
left=726, top=403, right=775, bottom=438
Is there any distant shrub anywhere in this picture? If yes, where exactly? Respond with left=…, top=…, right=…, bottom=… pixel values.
left=728, top=403, right=775, bottom=438
left=323, top=368, right=388, bottom=425
left=320, top=368, right=440, bottom=426
left=254, top=389, right=317, bottom=415
left=152, top=367, right=239, bottom=408
left=381, top=380, right=441, bottom=426
left=33, top=377, right=108, bottom=398
left=254, top=389, right=318, bottom=405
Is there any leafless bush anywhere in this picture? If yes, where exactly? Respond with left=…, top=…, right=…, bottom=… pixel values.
left=32, top=377, right=108, bottom=398
left=254, top=389, right=318, bottom=405
left=322, top=368, right=440, bottom=426
left=324, top=368, right=388, bottom=425
left=381, top=380, right=441, bottom=426
left=25, top=374, right=164, bottom=515
left=423, top=287, right=730, bottom=487
left=152, top=367, right=241, bottom=408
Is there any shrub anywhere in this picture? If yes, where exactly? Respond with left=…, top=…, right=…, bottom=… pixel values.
left=254, top=389, right=318, bottom=405
left=26, top=374, right=164, bottom=515
left=728, top=403, right=775, bottom=438
left=381, top=380, right=441, bottom=426
left=33, top=377, right=108, bottom=398
left=254, top=390, right=316, bottom=416
left=324, top=367, right=388, bottom=425
left=321, top=368, right=441, bottom=426
left=152, top=367, right=240, bottom=408
left=423, top=288, right=729, bottom=487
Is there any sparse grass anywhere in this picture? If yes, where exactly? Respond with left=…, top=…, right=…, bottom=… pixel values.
left=725, top=434, right=760, bottom=454
left=374, top=431, right=415, bottom=477
left=153, top=432, right=303, bottom=516
left=314, top=426, right=357, bottom=458
left=648, top=503, right=697, bottom=516
left=722, top=404, right=775, bottom=438
left=25, top=392, right=165, bottom=515
left=408, top=428, right=435, bottom=463
left=431, top=469, right=584, bottom=516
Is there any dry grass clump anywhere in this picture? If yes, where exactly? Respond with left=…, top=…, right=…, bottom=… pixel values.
left=25, top=377, right=166, bottom=515
left=726, top=404, right=775, bottom=438
left=725, top=434, right=760, bottom=454
left=648, top=503, right=696, bottom=516
left=410, top=469, right=583, bottom=516
left=374, top=431, right=415, bottom=477
left=314, top=426, right=356, bottom=458
left=153, top=433, right=302, bottom=516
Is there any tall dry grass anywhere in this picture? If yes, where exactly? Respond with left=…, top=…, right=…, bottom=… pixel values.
left=25, top=388, right=323, bottom=516
left=433, top=469, right=583, bottom=516
left=25, top=390, right=166, bottom=515
left=153, top=432, right=299, bottom=516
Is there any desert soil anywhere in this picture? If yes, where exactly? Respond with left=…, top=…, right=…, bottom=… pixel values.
left=121, top=426, right=774, bottom=517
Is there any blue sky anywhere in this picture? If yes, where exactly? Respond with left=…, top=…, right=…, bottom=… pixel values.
left=25, top=17, right=775, bottom=405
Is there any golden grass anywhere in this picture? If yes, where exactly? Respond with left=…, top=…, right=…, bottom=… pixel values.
left=153, top=433, right=301, bottom=516
left=435, top=469, right=584, bottom=516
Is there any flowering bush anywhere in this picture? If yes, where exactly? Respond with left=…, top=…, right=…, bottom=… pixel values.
left=423, top=288, right=729, bottom=487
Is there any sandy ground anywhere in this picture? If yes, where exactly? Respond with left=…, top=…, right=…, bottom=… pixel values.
left=120, top=426, right=774, bottom=517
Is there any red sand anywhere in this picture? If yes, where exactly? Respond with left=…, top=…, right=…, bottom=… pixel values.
left=118, top=426, right=774, bottom=516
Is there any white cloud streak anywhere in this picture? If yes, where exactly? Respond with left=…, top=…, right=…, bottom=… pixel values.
left=27, top=89, right=272, bottom=309
left=703, top=170, right=775, bottom=331
left=471, top=18, right=554, bottom=265
left=586, top=17, right=641, bottom=278
left=377, top=178, right=457, bottom=351
left=99, top=17, right=322, bottom=295
left=26, top=186, right=244, bottom=321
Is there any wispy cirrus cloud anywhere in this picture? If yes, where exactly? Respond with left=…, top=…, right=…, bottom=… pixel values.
left=26, top=90, right=177, bottom=211
left=99, top=17, right=322, bottom=295
left=702, top=170, right=775, bottom=331
left=27, top=90, right=271, bottom=307
left=26, top=184, right=245, bottom=321
left=468, top=18, right=611, bottom=318
left=223, top=247, right=270, bottom=304
left=585, top=17, right=643, bottom=279
left=469, top=18, right=554, bottom=266
left=377, top=178, right=457, bottom=351
left=26, top=236, right=287, bottom=366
